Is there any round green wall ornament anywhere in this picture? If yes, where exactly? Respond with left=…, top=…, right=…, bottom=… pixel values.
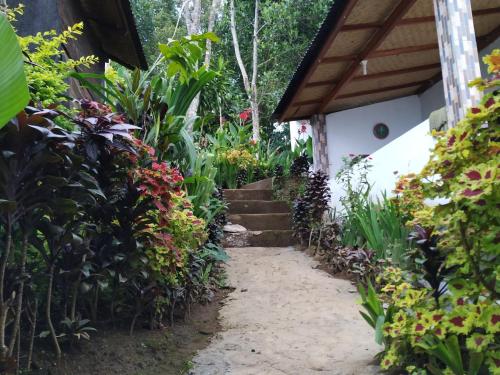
left=373, top=123, right=389, bottom=139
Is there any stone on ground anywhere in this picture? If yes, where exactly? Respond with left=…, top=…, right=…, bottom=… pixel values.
left=191, top=247, right=381, bottom=375
left=223, top=224, right=248, bottom=233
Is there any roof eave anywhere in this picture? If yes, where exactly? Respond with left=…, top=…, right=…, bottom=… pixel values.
left=272, top=0, right=349, bottom=123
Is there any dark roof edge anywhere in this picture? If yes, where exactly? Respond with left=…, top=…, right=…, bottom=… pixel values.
left=272, top=0, right=348, bottom=122
left=119, top=0, right=149, bottom=70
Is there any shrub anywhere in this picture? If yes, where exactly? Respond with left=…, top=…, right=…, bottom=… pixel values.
left=360, top=50, right=500, bottom=375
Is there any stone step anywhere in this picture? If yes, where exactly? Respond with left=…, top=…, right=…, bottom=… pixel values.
left=240, top=178, right=273, bottom=190
left=223, top=189, right=273, bottom=201
left=228, top=200, right=290, bottom=214
left=222, top=230, right=296, bottom=248
left=228, top=213, right=292, bottom=231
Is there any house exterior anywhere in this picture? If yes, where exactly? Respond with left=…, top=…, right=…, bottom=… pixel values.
left=7, top=0, right=148, bottom=98
left=273, top=0, right=500, bottom=205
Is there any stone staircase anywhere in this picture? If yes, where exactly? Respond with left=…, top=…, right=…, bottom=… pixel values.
left=222, top=178, right=296, bottom=247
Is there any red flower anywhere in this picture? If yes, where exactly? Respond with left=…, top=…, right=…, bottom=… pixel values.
left=471, top=107, right=481, bottom=114
left=239, top=109, right=251, bottom=122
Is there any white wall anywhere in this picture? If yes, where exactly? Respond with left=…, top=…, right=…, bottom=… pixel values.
left=325, top=95, right=423, bottom=177
left=330, top=119, right=435, bottom=210
left=419, top=80, right=445, bottom=120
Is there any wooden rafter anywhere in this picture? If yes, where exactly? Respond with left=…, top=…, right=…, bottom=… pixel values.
left=337, top=80, right=428, bottom=100
left=278, top=0, right=360, bottom=123
left=400, top=7, right=500, bottom=25
left=370, top=43, right=438, bottom=58
left=416, top=25, right=500, bottom=95
left=317, top=0, right=418, bottom=113
left=305, top=62, right=441, bottom=88
left=321, top=43, right=439, bottom=63
left=293, top=99, right=323, bottom=107
left=339, top=7, right=500, bottom=31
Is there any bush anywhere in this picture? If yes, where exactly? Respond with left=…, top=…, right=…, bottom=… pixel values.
left=360, top=50, right=500, bottom=375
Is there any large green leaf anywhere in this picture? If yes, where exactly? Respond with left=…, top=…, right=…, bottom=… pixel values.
left=0, top=13, right=29, bottom=128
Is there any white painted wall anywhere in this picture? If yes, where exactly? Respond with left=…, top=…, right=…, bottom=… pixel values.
left=330, top=119, right=435, bottom=210
left=325, top=95, right=423, bottom=177
left=419, top=80, right=445, bottom=120
left=326, top=37, right=500, bottom=209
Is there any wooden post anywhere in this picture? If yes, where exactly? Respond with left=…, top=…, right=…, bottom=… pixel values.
left=311, top=114, right=329, bottom=175
left=433, top=0, right=482, bottom=127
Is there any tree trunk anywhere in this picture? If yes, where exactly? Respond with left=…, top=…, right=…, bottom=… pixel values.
left=204, top=0, right=222, bottom=68
left=230, top=0, right=260, bottom=141
left=184, top=0, right=203, bottom=125
left=8, top=235, right=28, bottom=357
left=26, top=299, right=37, bottom=371
left=251, top=0, right=260, bottom=141
left=46, top=264, right=61, bottom=358
left=0, top=219, right=12, bottom=360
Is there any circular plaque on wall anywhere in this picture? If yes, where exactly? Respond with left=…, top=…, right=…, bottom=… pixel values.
left=373, top=123, right=389, bottom=139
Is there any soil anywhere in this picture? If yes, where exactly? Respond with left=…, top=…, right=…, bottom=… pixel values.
left=191, top=246, right=381, bottom=375
left=29, top=289, right=230, bottom=375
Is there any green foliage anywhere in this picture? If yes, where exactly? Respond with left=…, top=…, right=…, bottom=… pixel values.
left=19, top=22, right=98, bottom=108
left=360, top=51, right=500, bottom=375
left=0, top=12, right=29, bottom=127
left=212, top=0, right=332, bottom=136
left=336, top=156, right=411, bottom=264
left=71, top=33, right=216, bottom=171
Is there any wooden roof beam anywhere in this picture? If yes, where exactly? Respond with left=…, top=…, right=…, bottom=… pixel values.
left=278, top=0, right=360, bottom=123
left=292, top=99, right=323, bottom=107
left=339, top=7, right=500, bottom=30
left=317, top=0, right=418, bottom=113
left=305, top=62, right=441, bottom=88
left=337, top=80, right=428, bottom=99
left=321, top=44, right=438, bottom=64
left=416, top=25, right=500, bottom=95
left=399, top=7, right=500, bottom=26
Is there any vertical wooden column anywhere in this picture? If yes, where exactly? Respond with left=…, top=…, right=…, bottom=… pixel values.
left=433, top=0, right=482, bottom=127
left=310, top=114, right=329, bottom=176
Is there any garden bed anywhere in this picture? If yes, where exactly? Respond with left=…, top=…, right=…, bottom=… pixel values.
left=29, top=288, right=231, bottom=375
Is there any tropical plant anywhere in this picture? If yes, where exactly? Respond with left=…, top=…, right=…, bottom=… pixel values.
left=360, top=50, right=500, bottom=375
left=19, top=22, right=98, bottom=110
left=71, top=33, right=217, bottom=169
left=0, top=12, right=29, bottom=127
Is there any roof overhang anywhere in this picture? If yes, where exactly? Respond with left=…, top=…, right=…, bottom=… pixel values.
left=273, top=0, right=500, bottom=122
left=65, top=0, right=148, bottom=70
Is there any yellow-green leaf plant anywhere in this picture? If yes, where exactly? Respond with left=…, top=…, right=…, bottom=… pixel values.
left=362, top=50, right=500, bottom=374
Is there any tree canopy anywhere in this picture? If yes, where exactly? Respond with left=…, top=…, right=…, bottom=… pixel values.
left=131, top=0, right=332, bottom=141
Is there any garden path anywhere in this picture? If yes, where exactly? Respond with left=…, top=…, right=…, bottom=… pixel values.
left=191, top=246, right=380, bottom=375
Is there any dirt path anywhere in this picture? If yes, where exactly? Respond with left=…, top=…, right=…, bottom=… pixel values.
left=191, top=247, right=381, bottom=375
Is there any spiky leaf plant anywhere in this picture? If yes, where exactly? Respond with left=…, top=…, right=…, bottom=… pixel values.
left=292, top=197, right=310, bottom=243
left=273, top=164, right=284, bottom=178
left=236, top=169, right=247, bottom=188
left=290, top=154, right=310, bottom=177
left=303, top=171, right=331, bottom=223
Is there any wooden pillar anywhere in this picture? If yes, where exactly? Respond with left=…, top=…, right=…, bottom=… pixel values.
left=433, top=0, right=482, bottom=127
left=310, top=114, right=329, bottom=176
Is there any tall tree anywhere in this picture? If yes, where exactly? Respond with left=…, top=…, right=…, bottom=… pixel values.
left=230, top=0, right=260, bottom=140
left=204, top=0, right=222, bottom=68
